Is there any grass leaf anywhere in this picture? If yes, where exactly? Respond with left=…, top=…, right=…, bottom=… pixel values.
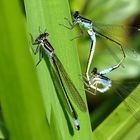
left=0, top=0, right=51, bottom=139
left=24, top=0, right=92, bottom=139
left=92, top=85, right=140, bottom=140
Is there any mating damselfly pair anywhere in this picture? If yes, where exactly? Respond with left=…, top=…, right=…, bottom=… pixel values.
left=31, top=11, right=140, bottom=130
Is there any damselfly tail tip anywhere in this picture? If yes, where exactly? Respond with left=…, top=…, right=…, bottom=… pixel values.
left=74, top=118, right=80, bottom=130
left=76, top=125, right=80, bottom=131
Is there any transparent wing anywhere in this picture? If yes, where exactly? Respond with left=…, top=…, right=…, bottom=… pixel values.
left=93, top=23, right=140, bottom=58
left=94, top=23, right=140, bottom=39
left=112, top=80, right=140, bottom=122
left=53, top=54, right=87, bottom=112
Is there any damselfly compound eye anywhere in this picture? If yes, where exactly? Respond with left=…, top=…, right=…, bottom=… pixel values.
left=73, top=11, right=80, bottom=19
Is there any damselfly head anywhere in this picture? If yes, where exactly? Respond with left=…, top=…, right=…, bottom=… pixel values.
left=73, top=11, right=80, bottom=21
left=91, top=67, right=98, bottom=75
left=34, top=32, right=49, bottom=44
left=91, top=67, right=103, bottom=78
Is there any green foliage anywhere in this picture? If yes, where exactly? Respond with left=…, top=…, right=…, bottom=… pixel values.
left=0, top=0, right=140, bottom=139
left=0, top=0, right=51, bottom=140
left=70, top=0, right=140, bottom=23
left=93, top=85, right=140, bottom=140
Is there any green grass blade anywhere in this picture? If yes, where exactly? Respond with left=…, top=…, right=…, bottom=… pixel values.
left=93, top=85, right=140, bottom=140
left=0, top=0, right=51, bottom=139
left=24, top=0, right=92, bottom=139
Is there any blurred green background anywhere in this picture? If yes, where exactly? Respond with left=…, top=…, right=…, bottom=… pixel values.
left=0, top=0, right=140, bottom=140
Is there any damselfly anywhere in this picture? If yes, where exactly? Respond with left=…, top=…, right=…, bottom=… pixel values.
left=60, top=11, right=140, bottom=83
left=83, top=66, right=140, bottom=122
left=30, top=32, right=87, bottom=130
